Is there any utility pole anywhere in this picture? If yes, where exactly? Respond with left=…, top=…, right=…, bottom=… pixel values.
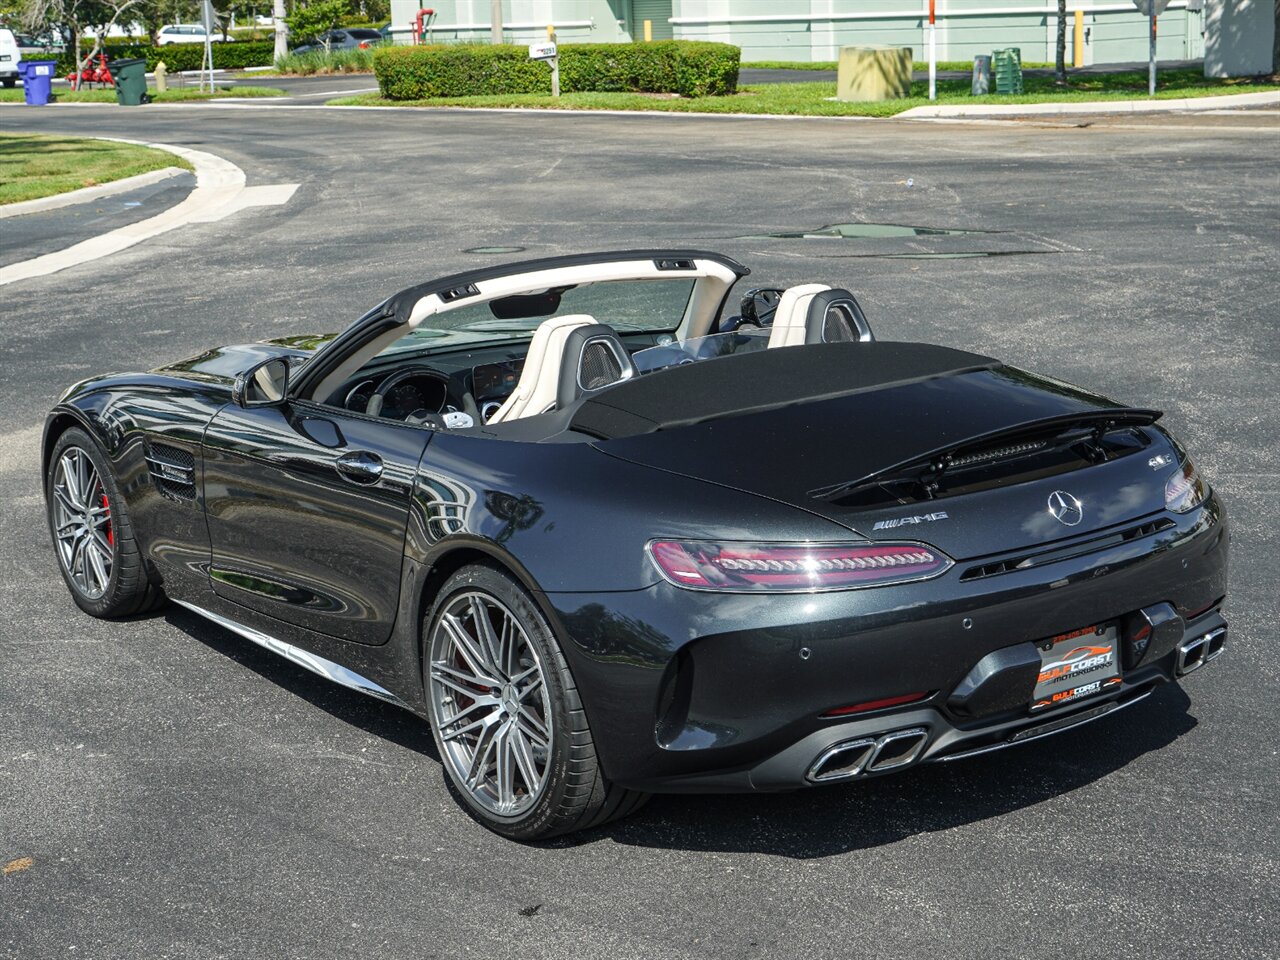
left=273, top=0, right=287, bottom=61
left=490, top=0, right=503, bottom=44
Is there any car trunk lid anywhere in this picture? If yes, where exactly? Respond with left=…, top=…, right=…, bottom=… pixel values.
left=593, top=366, right=1171, bottom=561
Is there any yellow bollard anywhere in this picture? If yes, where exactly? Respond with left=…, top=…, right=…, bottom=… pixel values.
left=643, top=20, right=652, bottom=42
left=154, top=60, right=167, bottom=92
left=547, top=24, right=555, bottom=41
left=1073, top=10, right=1084, bottom=69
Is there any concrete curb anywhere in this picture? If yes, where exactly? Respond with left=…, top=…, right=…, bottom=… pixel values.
left=5, top=87, right=1274, bottom=125
left=896, top=89, right=1280, bottom=118
left=0, top=167, right=186, bottom=220
left=0, top=139, right=298, bottom=287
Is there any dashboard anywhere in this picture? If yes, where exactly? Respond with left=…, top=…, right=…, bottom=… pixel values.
left=325, top=332, right=670, bottom=425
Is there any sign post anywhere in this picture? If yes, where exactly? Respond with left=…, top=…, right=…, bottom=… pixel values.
left=200, top=0, right=216, bottom=92
left=1131, top=0, right=1172, bottom=95
left=928, top=0, right=936, bottom=101
left=529, top=37, right=559, bottom=98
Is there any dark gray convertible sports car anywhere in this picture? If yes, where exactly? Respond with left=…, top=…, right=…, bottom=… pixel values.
left=43, top=250, right=1229, bottom=838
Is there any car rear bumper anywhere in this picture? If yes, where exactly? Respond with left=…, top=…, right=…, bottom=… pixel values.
left=544, top=496, right=1228, bottom=793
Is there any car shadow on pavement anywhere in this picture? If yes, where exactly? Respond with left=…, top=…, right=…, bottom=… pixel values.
left=568, top=684, right=1198, bottom=858
left=163, top=605, right=440, bottom=762
left=162, top=604, right=1196, bottom=858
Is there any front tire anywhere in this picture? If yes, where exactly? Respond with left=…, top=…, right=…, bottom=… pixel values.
left=423, top=564, right=648, bottom=840
left=45, top=427, right=165, bottom=618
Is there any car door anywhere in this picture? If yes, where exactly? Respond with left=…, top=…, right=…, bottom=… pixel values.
left=202, top=397, right=430, bottom=645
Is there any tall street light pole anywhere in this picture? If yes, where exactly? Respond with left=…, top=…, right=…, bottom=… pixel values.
left=491, top=0, right=503, bottom=44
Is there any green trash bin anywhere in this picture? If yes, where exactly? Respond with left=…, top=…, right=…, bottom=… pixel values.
left=992, top=47, right=1023, bottom=95
left=111, top=58, right=151, bottom=105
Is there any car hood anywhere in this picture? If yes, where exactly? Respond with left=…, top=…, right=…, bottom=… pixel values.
left=594, top=366, right=1173, bottom=561
left=152, top=334, right=338, bottom=386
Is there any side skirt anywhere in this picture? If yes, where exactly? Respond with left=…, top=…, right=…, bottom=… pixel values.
left=171, top=598, right=412, bottom=710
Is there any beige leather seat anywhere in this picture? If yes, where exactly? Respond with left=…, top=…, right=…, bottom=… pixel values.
left=767, top=284, right=874, bottom=348
left=766, top=284, right=832, bottom=349
left=487, top=314, right=598, bottom=423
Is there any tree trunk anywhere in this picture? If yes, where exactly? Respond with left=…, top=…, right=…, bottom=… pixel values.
left=1273, top=0, right=1279, bottom=75
left=72, top=30, right=81, bottom=90
left=273, top=0, right=288, bottom=61
left=1055, top=0, right=1067, bottom=83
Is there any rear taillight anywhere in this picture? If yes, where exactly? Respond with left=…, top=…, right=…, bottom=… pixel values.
left=648, top=540, right=952, bottom=592
left=1165, top=458, right=1209, bottom=513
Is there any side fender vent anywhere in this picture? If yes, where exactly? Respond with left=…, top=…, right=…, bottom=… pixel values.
left=145, top=442, right=197, bottom=502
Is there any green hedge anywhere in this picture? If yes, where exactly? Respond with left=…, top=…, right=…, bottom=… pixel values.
left=374, top=41, right=740, bottom=100
left=57, top=40, right=276, bottom=74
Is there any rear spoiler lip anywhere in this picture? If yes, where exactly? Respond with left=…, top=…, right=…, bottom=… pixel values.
left=809, top=407, right=1163, bottom=501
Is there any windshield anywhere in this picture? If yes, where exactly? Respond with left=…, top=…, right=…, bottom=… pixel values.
left=383, top=278, right=696, bottom=355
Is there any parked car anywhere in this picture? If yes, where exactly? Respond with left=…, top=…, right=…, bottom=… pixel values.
left=14, top=32, right=64, bottom=58
left=0, top=29, right=20, bottom=86
left=156, top=24, right=224, bottom=45
left=291, top=28, right=384, bottom=55
left=42, top=250, right=1230, bottom=840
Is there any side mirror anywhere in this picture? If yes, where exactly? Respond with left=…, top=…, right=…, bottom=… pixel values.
left=233, top=357, right=290, bottom=408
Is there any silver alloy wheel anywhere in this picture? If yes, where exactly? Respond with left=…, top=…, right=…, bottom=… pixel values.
left=428, top=591, right=554, bottom=817
left=51, top=446, right=114, bottom=600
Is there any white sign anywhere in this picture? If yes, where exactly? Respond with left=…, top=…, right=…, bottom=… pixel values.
left=1131, top=0, right=1172, bottom=14
left=528, top=42, right=557, bottom=61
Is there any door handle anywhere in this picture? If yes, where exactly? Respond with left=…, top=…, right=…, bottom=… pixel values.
left=335, top=450, right=383, bottom=484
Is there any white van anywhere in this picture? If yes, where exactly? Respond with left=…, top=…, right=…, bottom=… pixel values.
left=0, top=29, right=21, bottom=87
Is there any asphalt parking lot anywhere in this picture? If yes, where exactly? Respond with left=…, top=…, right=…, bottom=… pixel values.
left=1, top=105, right=1277, bottom=960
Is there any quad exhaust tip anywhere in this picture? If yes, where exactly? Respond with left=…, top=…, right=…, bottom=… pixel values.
left=1176, top=626, right=1227, bottom=677
left=807, top=727, right=929, bottom=783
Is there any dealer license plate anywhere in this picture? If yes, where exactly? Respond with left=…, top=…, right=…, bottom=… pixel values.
left=1030, top=623, right=1122, bottom=713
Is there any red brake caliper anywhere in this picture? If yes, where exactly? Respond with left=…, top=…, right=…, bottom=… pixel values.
left=102, top=494, right=113, bottom=545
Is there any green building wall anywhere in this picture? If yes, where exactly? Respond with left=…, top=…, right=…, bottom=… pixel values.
left=388, top=1, right=1204, bottom=65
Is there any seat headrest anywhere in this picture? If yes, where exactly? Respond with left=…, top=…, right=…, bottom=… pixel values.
left=556, top=324, right=636, bottom=409
left=803, top=289, right=874, bottom=345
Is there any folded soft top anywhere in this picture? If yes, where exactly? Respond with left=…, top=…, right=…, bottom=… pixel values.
left=569, top=341, right=1001, bottom=439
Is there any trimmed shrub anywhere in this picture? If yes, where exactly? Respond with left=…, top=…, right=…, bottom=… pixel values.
left=58, top=40, right=276, bottom=74
left=374, top=41, right=740, bottom=100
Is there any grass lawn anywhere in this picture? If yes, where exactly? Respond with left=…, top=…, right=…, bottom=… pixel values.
left=743, top=60, right=1054, bottom=71
left=329, top=69, right=1278, bottom=117
left=0, top=85, right=284, bottom=104
left=0, top=133, right=194, bottom=205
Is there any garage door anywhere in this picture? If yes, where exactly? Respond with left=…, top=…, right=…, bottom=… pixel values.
left=633, top=0, right=674, bottom=41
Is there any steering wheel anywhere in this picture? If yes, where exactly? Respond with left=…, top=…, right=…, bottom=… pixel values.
left=365, top=365, right=483, bottom=426
left=365, top=365, right=449, bottom=419
left=740, top=287, right=783, bottom=327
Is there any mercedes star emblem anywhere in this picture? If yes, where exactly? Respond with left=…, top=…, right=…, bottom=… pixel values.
left=1047, top=490, right=1084, bottom=526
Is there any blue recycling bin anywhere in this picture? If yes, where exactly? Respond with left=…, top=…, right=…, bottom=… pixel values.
left=18, top=59, right=58, bottom=105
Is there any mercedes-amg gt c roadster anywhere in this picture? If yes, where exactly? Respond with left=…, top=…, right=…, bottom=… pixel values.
left=44, top=251, right=1228, bottom=838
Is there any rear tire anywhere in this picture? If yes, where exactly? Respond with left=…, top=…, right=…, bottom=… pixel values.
left=45, top=427, right=165, bottom=618
left=423, top=563, right=648, bottom=840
